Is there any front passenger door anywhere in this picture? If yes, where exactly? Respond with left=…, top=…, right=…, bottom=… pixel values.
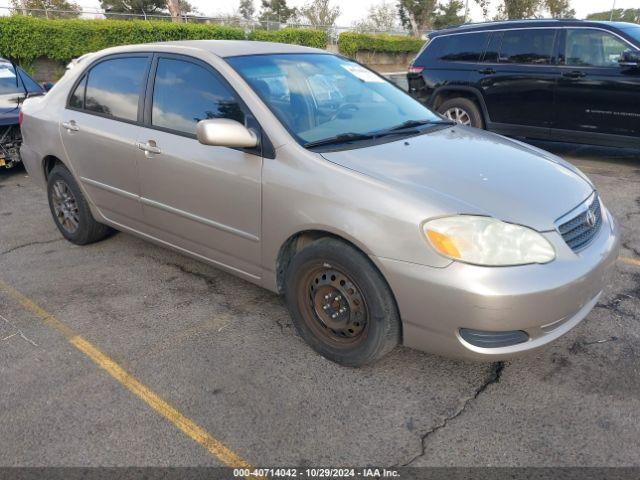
left=136, top=55, right=263, bottom=279
left=555, top=28, right=640, bottom=144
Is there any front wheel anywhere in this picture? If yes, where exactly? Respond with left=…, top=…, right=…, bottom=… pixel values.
left=438, top=97, right=484, bottom=129
left=284, top=237, right=401, bottom=367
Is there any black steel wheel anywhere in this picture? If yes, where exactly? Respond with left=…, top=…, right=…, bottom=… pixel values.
left=285, top=237, right=400, bottom=367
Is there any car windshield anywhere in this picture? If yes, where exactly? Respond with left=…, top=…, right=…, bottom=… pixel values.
left=622, top=26, right=640, bottom=44
left=226, top=53, right=443, bottom=147
left=0, top=64, right=22, bottom=95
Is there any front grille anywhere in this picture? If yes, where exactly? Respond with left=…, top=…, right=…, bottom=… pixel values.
left=558, top=195, right=602, bottom=252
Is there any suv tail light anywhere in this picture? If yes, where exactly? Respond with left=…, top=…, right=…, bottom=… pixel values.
left=18, top=111, right=23, bottom=125
left=408, top=66, right=424, bottom=74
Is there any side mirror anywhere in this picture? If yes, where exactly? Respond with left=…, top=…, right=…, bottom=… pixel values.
left=41, top=82, right=54, bottom=92
left=196, top=118, right=258, bottom=148
left=619, top=50, right=640, bottom=68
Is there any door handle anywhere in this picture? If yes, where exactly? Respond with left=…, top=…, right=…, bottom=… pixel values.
left=562, top=71, right=586, bottom=79
left=136, top=141, right=161, bottom=155
left=478, top=68, right=496, bottom=75
left=62, top=121, right=79, bottom=132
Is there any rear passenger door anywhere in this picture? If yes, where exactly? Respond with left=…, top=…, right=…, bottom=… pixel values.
left=135, top=54, right=263, bottom=280
left=60, top=55, right=151, bottom=226
left=478, top=28, right=560, bottom=136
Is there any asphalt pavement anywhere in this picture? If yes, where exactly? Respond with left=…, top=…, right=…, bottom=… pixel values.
left=0, top=142, right=639, bottom=468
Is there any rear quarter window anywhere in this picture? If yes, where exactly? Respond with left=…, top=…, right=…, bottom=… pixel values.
left=416, top=32, right=489, bottom=65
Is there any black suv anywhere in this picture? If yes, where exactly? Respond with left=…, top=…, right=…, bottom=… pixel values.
left=407, top=19, right=640, bottom=148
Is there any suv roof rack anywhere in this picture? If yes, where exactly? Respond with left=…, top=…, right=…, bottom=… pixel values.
left=452, top=18, right=581, bottom=29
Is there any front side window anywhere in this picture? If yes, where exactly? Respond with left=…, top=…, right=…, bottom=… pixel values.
left=565, top=29, right=629, bottom=67
left=499, top=29, right=556, bottom=65
left=227, top=53, right=443, bottom=146
left=85, top=57, right=148, bottom=121
left=421, top=33, right=489, bottom=63
left=151, top=58, right=244, bottom=135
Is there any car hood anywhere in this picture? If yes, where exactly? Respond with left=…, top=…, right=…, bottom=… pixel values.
left=320, top=126, right=594, bottom=231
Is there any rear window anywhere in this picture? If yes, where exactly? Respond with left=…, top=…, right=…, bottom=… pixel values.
left=499, top=29, right=556, bottom=64
left=84, top=56, right=148, bottom=122
left=416, top=32, right=489, bottom=65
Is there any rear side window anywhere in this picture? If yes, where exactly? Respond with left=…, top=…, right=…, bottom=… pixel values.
left=69, top=75, right=86, bottom=109
left=417, top=32, right=489, bottom=64
left=499, top=29, right=556, bottom=65
left=151, top=58, right=244, bottom=135
left=84, top=57, right=148, bottom=121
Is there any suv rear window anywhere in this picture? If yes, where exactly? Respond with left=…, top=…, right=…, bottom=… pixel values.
left=499, top=29, right=556, bottom=65
left=416, top=32, right=489, bottom=65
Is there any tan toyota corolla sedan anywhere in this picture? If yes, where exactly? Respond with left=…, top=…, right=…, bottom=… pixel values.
left=20, top=41, right=620, bottom=366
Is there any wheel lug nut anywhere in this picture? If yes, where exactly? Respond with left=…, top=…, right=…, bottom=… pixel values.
left=331, top=313, right=337, bottom=319
left=335, top=295, right=342, bottom=301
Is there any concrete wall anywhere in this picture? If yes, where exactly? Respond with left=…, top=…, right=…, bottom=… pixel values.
left=28, top=57, right=67, bottom=83
left=326, top=44, right=412, bottom=73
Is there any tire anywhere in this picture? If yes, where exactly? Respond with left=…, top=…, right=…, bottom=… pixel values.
left=284, top=237, right=401, bottom=367
left=47, top=163, right=111, bottom=245
left=438, top=97, right=484, bottom=129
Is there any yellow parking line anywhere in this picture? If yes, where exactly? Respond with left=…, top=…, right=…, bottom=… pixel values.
left=0, top=279, right=252, bottom=470
left=619, top=256, right=640, bottom=267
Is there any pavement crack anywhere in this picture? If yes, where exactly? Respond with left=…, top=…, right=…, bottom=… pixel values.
left=400, top=361, right=505, bottom=467
left=0, top=238, right=62, bottom=256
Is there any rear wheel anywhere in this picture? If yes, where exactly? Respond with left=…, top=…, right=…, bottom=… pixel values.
left=438, top=97, right=484, bottom=128
left=47, top=164, right=111, bottom=245
left=284, top=237, right=400, bottom=367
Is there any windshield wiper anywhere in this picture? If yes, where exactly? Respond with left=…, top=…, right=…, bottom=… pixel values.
left=383, top=119, right=453, bottom=132
left=303, top=132, right=375, bottom=149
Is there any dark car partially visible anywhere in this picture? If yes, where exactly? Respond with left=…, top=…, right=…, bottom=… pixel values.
left=0, top=58, right=46, bottom=169
left=407, top=19, right=640, bottom=149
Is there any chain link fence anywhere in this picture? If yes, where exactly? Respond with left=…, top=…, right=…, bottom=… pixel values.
left=0, top=6, right=411, bottom=44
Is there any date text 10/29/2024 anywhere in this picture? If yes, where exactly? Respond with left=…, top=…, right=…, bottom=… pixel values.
left=233, top=468, right=400, bottom=478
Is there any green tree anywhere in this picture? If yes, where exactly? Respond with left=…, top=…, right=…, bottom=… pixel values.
left=495, top=0, right=542, bottom=19
left=586, top=8, right=639, bottom=23
left=544, top=0, right=574, bottom=18
left=397, top=0, right=438, bottom=37
left=10, top=0, right=81, bottom=18
left=353, top=2, right=399, bottom=33
left=300, top=0, right=340, bottom=28
left=259, top=0, right=297, bottom=24
left=100, top=0, right=166, bottom=17
left=239, top=0, right=256, bottom=20
left=433, top=0, right=465, bottom=29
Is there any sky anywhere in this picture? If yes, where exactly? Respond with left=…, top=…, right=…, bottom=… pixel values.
left=0, top=0, right=637, bottom=26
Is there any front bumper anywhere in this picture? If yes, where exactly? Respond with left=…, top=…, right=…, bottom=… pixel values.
left=376, top=206, right=620, bottom=361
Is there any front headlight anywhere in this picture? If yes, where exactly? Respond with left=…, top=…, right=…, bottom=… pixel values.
left=422, top=215, right=555, bottom=266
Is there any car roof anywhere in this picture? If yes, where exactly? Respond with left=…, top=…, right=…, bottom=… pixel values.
left=101, top=40, right=328, bottom=58
left=428, top=19, right=637, bottom=38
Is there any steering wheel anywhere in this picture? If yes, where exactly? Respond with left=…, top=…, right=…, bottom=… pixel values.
left=331, top=103, right=360, bottom=121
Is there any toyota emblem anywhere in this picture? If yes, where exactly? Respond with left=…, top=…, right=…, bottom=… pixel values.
left=586, top=210, right=597, bottom=228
